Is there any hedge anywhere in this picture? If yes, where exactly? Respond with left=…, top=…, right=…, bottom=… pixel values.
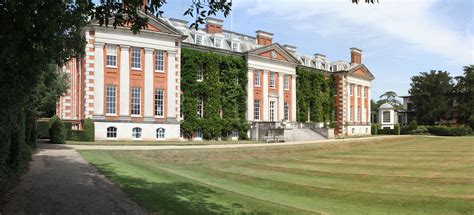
left=377, top=128, right=398, bottom=135
left=468, top=115, right=474, bottom=129
left=427, top=126, right=472, bottom=136
left=66, top=130, right=89, bottom=141
left=371, top=124, right=378, bottom=135
left=50, top=116, right=66, bottom=144
left=83, top=118, right=94, bottom=141
left=37, top=120, right=50, bottom=139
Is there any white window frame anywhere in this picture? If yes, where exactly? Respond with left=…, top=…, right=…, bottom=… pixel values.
left=254, top=70, right=260, bottom=86
left=197, top=65, right=204, bottom=82
left=105, top=85, right=116, bottom=115
left=195, top=128, right=203, bottom=139
left=357, top=85, right=361, bottom=97
left=254, top=100, right=260, bottom=121
left=350, top=107, right=353, bottom=122
left=131, top=87, right=141, bottom=116
left=269, top=72, right=275, bottom=88
left=154, top=89, right=164, bottom=117
left=231, top=128, right=239, bottom=140
left=132, top=127, right=142, bottom=140
left=197, top=96, right=204, bottom=118
left=106, top=44, right=117, bottom=67
left=364, top=87, right=367, bottom=98
left=284, top=102, right=289, bottom=121
left=155, top=50, right=164, bottom=72
left=195, top=34, right=203, bottom=45
left=156, top=128, right=165, bottom=140
left=383, top=111, right=390, bottom=123
left=131, top=47, right=141, bottom=70
left=106, top=126, right=117, bottom=139
left=214, top=37, right=222, bottom=48
left=232, top=42, right=240, bottom=52
left=350, top=84, right=353, bottom=96
left=269, top=100, right=275, bottom=122
left=284, top=75, right=289, bottom=90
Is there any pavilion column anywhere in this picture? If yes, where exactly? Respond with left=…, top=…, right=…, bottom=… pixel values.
left=144, top=48, right=154, bottom=121
left=93, top=42, right=105, bottom=120
left=278, top=73, right=284, bottom=121
left=119, top=45, right=130, bottom=120
left=262, top=70, right=269, bottom=121
left=167, top=51, right=177, bottom=122
left=291, top=75, right=296, bottom=122
left=247, top=69, right=254, bottom=121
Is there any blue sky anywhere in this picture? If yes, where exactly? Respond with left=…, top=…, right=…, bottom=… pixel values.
left=153, top=0, right=472, bottom=99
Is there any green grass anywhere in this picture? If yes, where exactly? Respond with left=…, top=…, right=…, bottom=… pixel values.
left=79, top=136, right=474, bottom=214
left=67, top=140, right=259, bottom=146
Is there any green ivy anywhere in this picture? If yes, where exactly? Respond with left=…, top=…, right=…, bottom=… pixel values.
left=296, top=67, right=335, bottom=123
left=181, top=48, right=248, bottom=140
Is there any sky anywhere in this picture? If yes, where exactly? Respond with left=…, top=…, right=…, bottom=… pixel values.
left=151, top=0, right=472, bottom=99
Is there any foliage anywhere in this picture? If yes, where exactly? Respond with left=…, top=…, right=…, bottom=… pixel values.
left=66, top=130, right=90, bottom=142
left=408, top=120, right=418, bottom=131
left=83, top=118, right=95, bottom=142
left=394, top=123, right=400, bottom=135
left=427, top=126, right=472, bottom=136
left=409, top=126, right=429, bottom=135
left=180, top=48, right=248, bottom=140
left=377, top=128, right=398, bottom=135
left=50, top=117, right=66, bottom=144
left=378, top=91, right=402, bottom=109
left=371, top=124, right=378, bottom=135
left=296, top=67, right=334, bottom=123
left=37, top=121, right=50, bottom=139
left=409, top=70, right=454, bottom=125
left=468, top=115, right=474, bottom=129
left=453, top=65, right=474, bottom=125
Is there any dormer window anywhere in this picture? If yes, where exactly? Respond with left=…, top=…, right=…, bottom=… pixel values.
left=232, top=42, right=240, bottom=52
left=214, top=38, right=222, bottom=48
left=195, top=34, right=203, bottom=45
left=332, top=65, right=338, bottom=72
left=301, top=58, right=306, bottom=65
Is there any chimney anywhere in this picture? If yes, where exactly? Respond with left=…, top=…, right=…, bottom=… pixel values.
left=256, top=30, right=273, bottom=46
left=283, top=44, right=297, bottom=54
left=206, top=17, right=223, bottom=34
left=314, top=53, right=326, bottom=60
left=350, top=47, right=362, bottom=64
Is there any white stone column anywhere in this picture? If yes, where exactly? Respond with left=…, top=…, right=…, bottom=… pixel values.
left=144, top=48, right=154, bottom=121
left=361, top=86, right=365, bottom=123
left=167, top=51, right=177, bottom=121
left=247, top=69, right=254, bottom=121
left=291, top=75, right=296, bottom=122
left=262, top=70, right=269, bottom=121
left=119, top=45, right=130, bottom=120
left=368, top=86, right=371, bottom=124
left=347, top=83, right=351, bottom=123
left=354, top=84, right=359, bottom=122
left=93, top=42, right=105, bottom=119
left=278, top=73, right=284, bottom=121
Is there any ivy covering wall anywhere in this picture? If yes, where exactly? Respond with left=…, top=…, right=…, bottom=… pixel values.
left=296, top=66, right=335, bottom=123
left=181, top=48, right=248, bottom=140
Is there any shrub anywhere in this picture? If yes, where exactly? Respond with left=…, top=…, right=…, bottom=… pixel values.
left=377, top=128, right=397, bottom=135
left=48, top=115, right=59, bottom=138
left=64, top=122, right=72, bottom=130
left=36, top=120, right=50, bottom=139
left=50, top=118, right=66, bottom=144
left=427, top=126, right=472, bottom=136
left=468, top=115, right=474, bottom=129
left=394, top=123, right=400, bottom=135
left=83, top=118, right=94, bottom=142
left=371, top=124, right=378, bottom=135
left=400, top=125, right=410, bottom=135
left=408, top=120, right=418, bottom=131
left=66, top=130, right=89, bottom=141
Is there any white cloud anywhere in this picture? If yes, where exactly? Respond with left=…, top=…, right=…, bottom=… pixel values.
left=234, top=0, right=473, bottom=65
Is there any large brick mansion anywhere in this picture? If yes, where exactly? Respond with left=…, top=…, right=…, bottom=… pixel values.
left=56, top=13, right=374, bottom=141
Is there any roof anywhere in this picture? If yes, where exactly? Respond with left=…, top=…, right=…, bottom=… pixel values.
left=379, top=103, right=394, bottom=109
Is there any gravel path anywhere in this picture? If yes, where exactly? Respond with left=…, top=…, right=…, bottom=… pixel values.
left=70, top=135, right=407, bottom=150
left=1, top=140, right=147, bottom=215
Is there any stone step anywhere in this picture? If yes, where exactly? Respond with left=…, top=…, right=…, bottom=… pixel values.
left=284, top=128, right=326, bottom=142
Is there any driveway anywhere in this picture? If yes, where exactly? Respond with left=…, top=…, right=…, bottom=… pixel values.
left=1, top=140, right=147, bottom=215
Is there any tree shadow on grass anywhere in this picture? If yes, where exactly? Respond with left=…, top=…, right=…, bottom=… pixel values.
left=93, top=162, right=272, bottom=215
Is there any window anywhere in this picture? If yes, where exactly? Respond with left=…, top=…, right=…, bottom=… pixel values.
left=254, top=70, right=260, bottom=86
left=364, top=87, right=367, bottom=98
left=269, top=101, right=275, bottom=122
left=254, top=100, right=260, bottom=120
left=269, top=72, right=275, bottom=88
left=284, top=102, right=289, bottom=121
left=106, top=45, right=117, bottom=67
left=383, top=111, right=390, bottom=123
left=350, top=107, right=353, bottom=121
left=156, top=128, right=165, bottom=139
left=301, top=58, right=306, bottom=65
left=131, top=87, right=141, bottom=115
left=155, top=50, right=164, bottom=71
left=231, top=128, right=239, bottom=139
left=197, top=96, right=204, bottom=118
left=154, top=89, right=164, bottom=117
left=107, top=127, right=117, bottom=139
left=131, top=47, right=141, bottom=69
left=195, top=34, right=203, bottom=45
left=106, top=85, right=116, bottom=114
left=350, top=84, right=353, bottom=96
left=132, top=127, right=142, bottom=139
left=357, top=86, right=361, bottom=97
left=214, top=38, right=222, bottom=48
left=284, top=75, right=289, bottom=90
left=195, top=128, right=202, bottom=139
left=197, top=65, right=204, bottom=81
left=332, top=65, right=338, bottom=72
left=232, top=42, right=239, bottom=52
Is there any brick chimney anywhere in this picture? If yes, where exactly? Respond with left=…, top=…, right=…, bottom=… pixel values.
left=205, top=17, right=223, bottom=34
left=350, top=47, right=362, bottom=64
left=256, top=30, right=273, bottom=46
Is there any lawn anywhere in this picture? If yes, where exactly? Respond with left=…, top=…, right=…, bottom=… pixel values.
left=79, top=136, right=474, bottom=214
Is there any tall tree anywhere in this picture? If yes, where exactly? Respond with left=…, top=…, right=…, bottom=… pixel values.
left=454, top=65, right=474, bottom=124
left=378, top=91, right=402, bottom=109
left=409, top=70, right=454, bottom=125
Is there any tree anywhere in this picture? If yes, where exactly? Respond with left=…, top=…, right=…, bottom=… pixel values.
left=409, top=70, right=454, bottom=125
left=454, top=65, right=474, bottom=124
left=378, top=91, right=402, bottom=109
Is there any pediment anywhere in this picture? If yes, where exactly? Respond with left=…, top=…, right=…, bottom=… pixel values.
left=347, top=64, right=375, bottom=80
left=247, top=43, right=300, bottom=64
